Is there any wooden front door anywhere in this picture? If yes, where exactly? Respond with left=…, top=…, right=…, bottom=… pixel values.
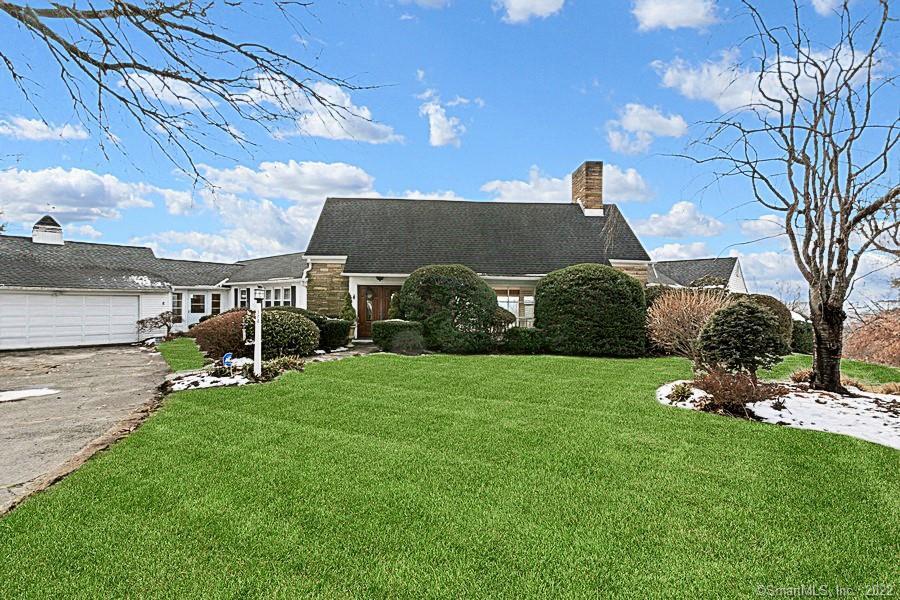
left=357, top=285, right=401, bottom=338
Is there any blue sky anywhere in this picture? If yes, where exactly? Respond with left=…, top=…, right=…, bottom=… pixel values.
left=0, top=0, right=896, bottom=301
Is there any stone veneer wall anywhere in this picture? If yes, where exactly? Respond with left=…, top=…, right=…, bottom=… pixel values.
left=306, top=262, right=346, bottom=316
left=613, top=263, right=649, bottom=283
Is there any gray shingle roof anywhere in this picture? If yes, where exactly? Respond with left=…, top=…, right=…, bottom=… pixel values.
left=0, top=234, right=306, bottom=290
left=649, top=257, right=737, bottom=287
left=229, top=252, right=306, bottom=283
left=0, top=235, right=173, bottom=290
left=306, top=198, right=650, bottom=276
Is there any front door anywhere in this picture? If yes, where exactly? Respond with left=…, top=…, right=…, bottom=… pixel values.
left=357, top=285, right=401, bottom=338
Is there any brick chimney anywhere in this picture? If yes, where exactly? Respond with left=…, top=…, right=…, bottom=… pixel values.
left=571, top=161, right=604, bottom=215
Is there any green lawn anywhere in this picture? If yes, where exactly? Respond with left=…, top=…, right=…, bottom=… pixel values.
left=761, top=353, right=900, bottom=384
left=1, top=355, right=897, bottom=598
left=156, top=337, right=206, bottom=372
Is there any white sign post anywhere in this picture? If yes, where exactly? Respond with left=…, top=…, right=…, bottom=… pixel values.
left=253, top=288, right=265, bottom=377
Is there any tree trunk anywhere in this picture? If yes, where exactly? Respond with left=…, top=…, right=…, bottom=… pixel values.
left=810, top=301, right=846, bottom=392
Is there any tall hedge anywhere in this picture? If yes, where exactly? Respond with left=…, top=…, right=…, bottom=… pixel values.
left=535, top=263, right=646, bottom=357
left=394, top=264, right=498, bottom=353
left=791, top=320, right=814, bottom=354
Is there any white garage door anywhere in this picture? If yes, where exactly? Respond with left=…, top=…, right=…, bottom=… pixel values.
left=0, top=292, right=140, bottom=350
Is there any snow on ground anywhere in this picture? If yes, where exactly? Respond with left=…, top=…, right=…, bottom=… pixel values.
left=657, top=381, right=900, bottom=450
left=169, top=373, right=249, bottom=392
left=0, top=388, right=59, bottom=403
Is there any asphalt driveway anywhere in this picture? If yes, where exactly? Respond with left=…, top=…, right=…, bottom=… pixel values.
left=0, top=346, right=168, bottom=513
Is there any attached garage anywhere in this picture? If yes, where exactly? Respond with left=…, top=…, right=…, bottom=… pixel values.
left=0, top=291, right=144, bottom=350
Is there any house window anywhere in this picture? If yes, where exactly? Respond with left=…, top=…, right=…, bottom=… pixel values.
left=190, top=294, right=206, bottom=314
left=283, top=287, right=292, bottom=306
left=171, top=293, right=183, bottom=323
left=265, top=289, right=272, bottom=308
left=239, top=289, right=248, bottom=308
left=211, top=293, right=221, bottom=315
left=274, top=288, right=283, bottom=306
left=493, top=287, right=535, bottom=328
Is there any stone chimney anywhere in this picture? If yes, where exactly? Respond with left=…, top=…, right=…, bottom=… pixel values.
left=32, top=215, right=64, bottom=245
left=571, top=161, right=604, bottom=215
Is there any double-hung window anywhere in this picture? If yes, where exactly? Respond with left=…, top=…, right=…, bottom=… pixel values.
left=493, top=287, right=536, bottom=328
left=171, top=293, right=183, bottom=323
left=282, top=287, right=292, bottom=306
left=265, top=289, right=272, bottom=308
left=239, top=289, right=248, bottom=308
left=190, top=294, right=206, bottom=314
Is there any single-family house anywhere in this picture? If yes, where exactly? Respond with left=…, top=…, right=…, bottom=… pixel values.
left=0, top=161, right=746, bottom=350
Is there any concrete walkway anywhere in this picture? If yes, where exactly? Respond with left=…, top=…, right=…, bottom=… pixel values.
left=0, top=346, right=168, bottom=513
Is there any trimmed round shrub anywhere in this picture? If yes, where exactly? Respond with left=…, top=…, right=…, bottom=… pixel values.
left=267, top=305, right=328, bottom=329
left=319, top=319, right=352, bottom=351
left=245, top=310, right=320, bottom=359
left=394, top=264, right=498, bottom=353
left=697, top=299, right=784, bottom=376
left=791, top=321, right=814, bottom=354
left=535, top=263, right=647, bottom=357
left=501, top=327, right=545, bottom=354
left=746, top=294, right=793, bottom=353
left=189, top=309, right=248, bottom=359
left=372, top=320, right=424, bottom=352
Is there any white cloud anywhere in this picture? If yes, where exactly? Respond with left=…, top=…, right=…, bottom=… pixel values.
left=650, top=242, right=711, bottom=261
left=198, top=160, right=377, bottom=204
left=401, top=189, right=467, bottom=201
left=0, top=116, right=89, bottom=141
left=604, top=164, right=653, bottom=202
left=634, top=201, right=724, bottom=237
left=481, top=167, right=568, bottom=203
left=118, top=74, right=215, bottom=110
left=416, top=69, right=426, bottom=82
left=811, top=0, right=840, bottom=16
left=0, top=167, right=156, bottom=227
left=740, top=214, right=784, bottom=238
left=607, top=103, right=687, bottom=154
left=632, top=0, right=718, bottom=31
left=249, top=76, right=401, bottom=144
left=69, top=224, right=103, bottom=239
left=418, top=94, right=465, bottom=147
left=495, top=0, right=565, bottom=23
left=480, top=164, right=652, bottom=203
left=653, top=48, right=852, bottom=113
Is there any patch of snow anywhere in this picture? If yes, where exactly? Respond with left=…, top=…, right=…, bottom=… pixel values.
left=229, top=358, right=253, bottom=367
left=657, top=382, right=900, bottom=450
left=169, top=373, right=249, bottom=392
left=0, top=388, right=59, bottom=403
left=127, top=274, right=167, bottom=288
left=314, top=349, right=327, bottom=355
left=790, top=310, right=810, bottom=322
left=332, top=346, right=349, bottom=353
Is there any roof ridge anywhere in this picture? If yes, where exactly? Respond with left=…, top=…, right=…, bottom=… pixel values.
left=325, top=196, right=616, bottom=208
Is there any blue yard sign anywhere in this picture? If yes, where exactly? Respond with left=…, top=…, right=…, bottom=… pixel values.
left=222, top=352, right=233, bottom=367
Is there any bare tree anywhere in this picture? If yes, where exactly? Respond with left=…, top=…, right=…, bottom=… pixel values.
left=0, top=1, right=365, bottom=180
left=686, top=0, right=898, bottom=391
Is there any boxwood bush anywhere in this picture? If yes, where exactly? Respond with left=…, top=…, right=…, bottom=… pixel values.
left=697, top=299, right=784, bottom=376
left=372, top=320, right=424, bottom=352
left=189, top=309, right=248, bottom=359
left=319, top=319, right=352, bottom=351
left=245, top=310, right=320, bottom=359
left=535, top=263, right=646, bottom=357
left=501, top=327, right=544, bottom=354
left=394, top=264, right=498, bottom=353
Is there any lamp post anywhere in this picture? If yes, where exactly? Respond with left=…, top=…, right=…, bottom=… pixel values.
left=253, top=288, right=265, bottom=377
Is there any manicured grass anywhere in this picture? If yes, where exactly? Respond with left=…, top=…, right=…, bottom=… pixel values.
left=762, top=353, right=900, bottom=384
left=1, top=355, right=897, bottom=598
left=156, top=337, right=206, bottom=372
